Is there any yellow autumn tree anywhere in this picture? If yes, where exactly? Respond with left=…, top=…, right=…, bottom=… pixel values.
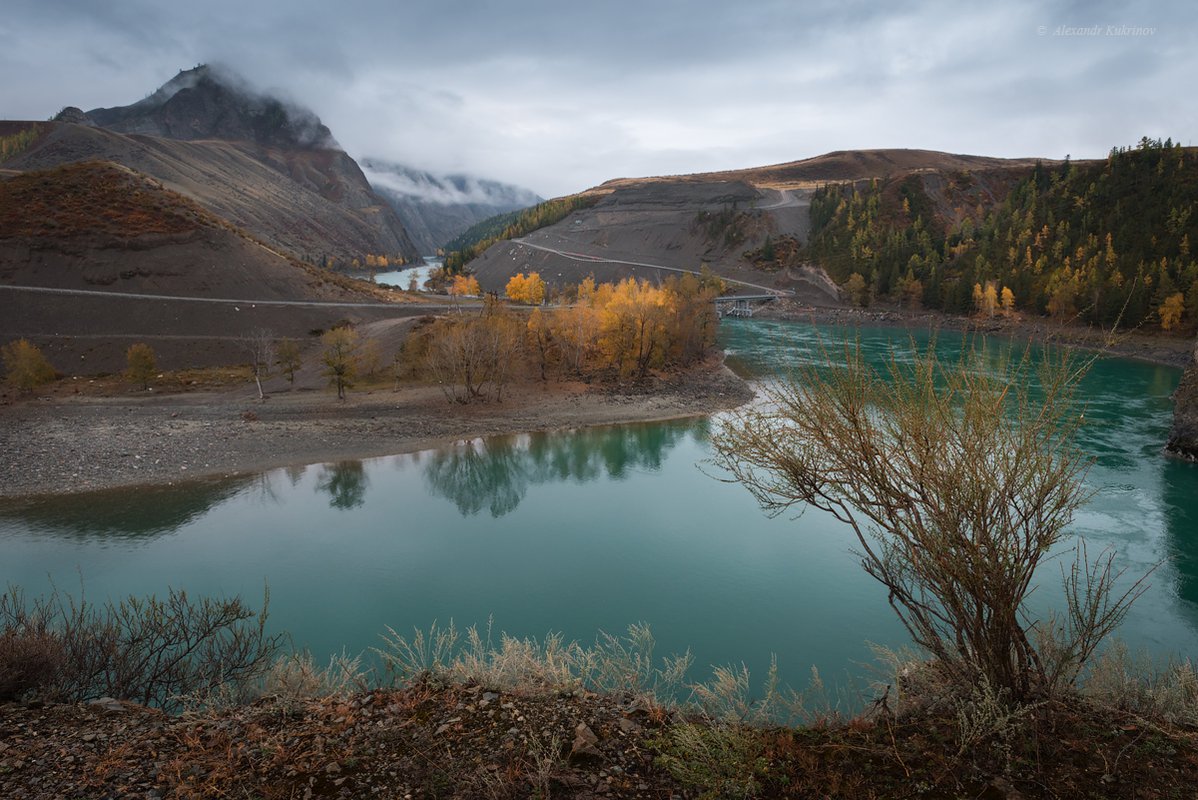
left=1001, top=286, right=1016, bottom=316
left=1159, top=292, right=1185, bottom=331
left=982, top=283, right=999, bottom=318
left=449, top=275, right=481, bottom=308
left=844, top=272, right=868, bottom=307
left=1, top=338, right=56, bottom=392
left=506, top=271, right=546, bottom=305
left=599, top=278, right=669, bottom=379
left=551, top=302, right=600, bottom=377
left=506, top=273, right=528, bottom=303
left=321, top=327, right=360, bottom=400
left=526, top=307, right=553, bottom=381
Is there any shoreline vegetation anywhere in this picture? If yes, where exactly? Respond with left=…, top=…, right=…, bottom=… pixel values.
left=2, top=299, right=1193, bottom=500
left=4, top=613, right=1198, bottom=799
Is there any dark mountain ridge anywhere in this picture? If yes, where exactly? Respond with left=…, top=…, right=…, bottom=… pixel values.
left=84, top=64, right=336, bottom=150
left=21, top=65, right=421, bottom=266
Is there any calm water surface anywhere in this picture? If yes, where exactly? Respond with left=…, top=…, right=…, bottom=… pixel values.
left=2, top=319, right=1196, bottom=695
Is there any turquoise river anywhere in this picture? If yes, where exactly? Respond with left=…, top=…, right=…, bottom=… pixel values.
left=2, top=319, right=1197, bottom=697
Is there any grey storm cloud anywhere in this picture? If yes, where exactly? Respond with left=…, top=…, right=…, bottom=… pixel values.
left=1, top=0, right=1194, bottom=197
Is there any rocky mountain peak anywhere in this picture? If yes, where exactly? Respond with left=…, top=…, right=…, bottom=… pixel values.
left=86, top=64, right=336, bottom=150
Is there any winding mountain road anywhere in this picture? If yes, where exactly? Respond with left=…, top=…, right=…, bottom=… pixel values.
left=755, top=188, right=803, bottom=210
left=508, top=240, right=791, bottom=298
left=0, top=284, right=457, bottom=312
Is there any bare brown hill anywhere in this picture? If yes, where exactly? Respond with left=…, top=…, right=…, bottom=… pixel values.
left=595, top=148, right=1066, bottom=191
left=0, top=161, right=426, bottom=373
left=2, top=121, right=418, bottom=267
left=463, top=149, right=1057, bottom=305
left=466, top=178, right=838, bottom=301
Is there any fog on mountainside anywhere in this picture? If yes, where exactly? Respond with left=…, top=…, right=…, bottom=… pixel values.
left=84, top=64, right=338, bottom=150
left=362, top=158, right=542, bottom=255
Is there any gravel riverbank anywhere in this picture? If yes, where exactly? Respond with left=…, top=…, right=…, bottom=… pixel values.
left=0, top=360, right=753, bottom=498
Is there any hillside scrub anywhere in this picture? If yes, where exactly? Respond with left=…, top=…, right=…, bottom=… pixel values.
left=124, top=343, right=157, bottom=390
left=1, top=338, right=56, bottom=392
left=808, top=138, right=1198, bottom=331
left=6, top=602, right=1198, bottom=797
left=0, top=124, right=42, bottom=161
left=0, top=161, right=209, bottom=239
left=712, top=338, right=1146, bottom=702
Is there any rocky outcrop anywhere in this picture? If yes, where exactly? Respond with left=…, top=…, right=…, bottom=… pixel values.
left=1167, top=341, right=1198, bottom=459
left=51, top=106, right=94, bottom=126
left=86, top=65, right=334, bottom=149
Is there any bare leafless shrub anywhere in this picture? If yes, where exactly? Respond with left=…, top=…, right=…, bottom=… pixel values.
left=712, top=338, right=1144, bottom=701
left=0, top=585, right=281, bottom=710
left=242, top=327, right=275, bottom=400
left=424, top=301, right=523, bottom=403
left=0, top=628, right=66, bottom=701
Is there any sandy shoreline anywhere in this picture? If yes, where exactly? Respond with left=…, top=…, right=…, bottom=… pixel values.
left=0, top=360, right=754, bottom=499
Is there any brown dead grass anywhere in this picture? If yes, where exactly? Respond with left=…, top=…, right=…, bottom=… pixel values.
left=0, top=161, right=212, bottom=239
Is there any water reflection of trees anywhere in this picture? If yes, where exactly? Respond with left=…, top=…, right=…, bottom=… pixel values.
left=315, top=461, right=369, bottom=510
left=423, top=419, right=708, bottom=518
left=0, top=477, right=253, bottom=541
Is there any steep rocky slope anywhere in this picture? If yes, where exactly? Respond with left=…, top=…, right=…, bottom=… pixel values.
left=4, top=65, right=421, bottom=266
left=1168, top=342, right=1198, bottom=459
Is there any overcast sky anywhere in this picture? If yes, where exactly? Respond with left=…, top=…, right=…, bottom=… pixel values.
left=2, top=0, right=1192, bottom=197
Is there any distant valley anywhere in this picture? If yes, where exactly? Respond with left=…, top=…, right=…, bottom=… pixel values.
left=362, top=158, right=541, bottom=256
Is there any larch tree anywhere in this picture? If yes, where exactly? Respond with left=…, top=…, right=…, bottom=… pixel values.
left=982, top=283, right=999, bottom=318
left=1160, top=292, right=1185, bottom=330
left=1, top=339, right=56, bottom=392
left=321, top=327, right=360, bottom=400
left=275, top=339, right=302, bottom=386
left=1001, top=286, right=1016, bottom=316
left=125, top=343, right=157, bottom=390
left=845, top=272, right=869, bottom=307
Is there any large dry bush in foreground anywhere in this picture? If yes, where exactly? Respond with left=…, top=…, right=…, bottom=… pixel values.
left=0, top=585, right=280, bottom=709
left=712, top=340, right=1145, bottom=700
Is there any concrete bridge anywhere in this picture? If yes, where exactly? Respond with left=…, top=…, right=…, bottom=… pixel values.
left=715, top=293, right=781, bottom=319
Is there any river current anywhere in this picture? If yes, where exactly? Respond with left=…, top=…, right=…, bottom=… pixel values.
left=2, top=319, right=1195, bottom=695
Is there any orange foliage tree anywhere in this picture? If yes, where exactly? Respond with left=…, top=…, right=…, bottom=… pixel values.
left=506, top=272, right=546, bottom=305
